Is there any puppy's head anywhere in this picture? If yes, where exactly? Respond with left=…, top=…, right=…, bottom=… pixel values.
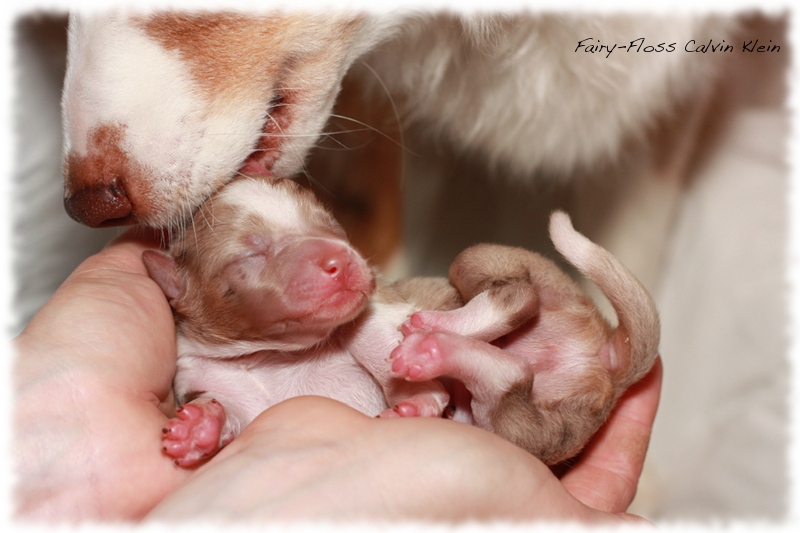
left=144, top=176, right=376, bottom=351
left=62, top=10, right=392, bottom=228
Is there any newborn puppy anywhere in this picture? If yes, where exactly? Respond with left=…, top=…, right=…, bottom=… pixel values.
left=144, top=176, right=449, bottom=467
left=144, top=176, right=659, bottom=467
left=389, top=214, right=660, bottom=464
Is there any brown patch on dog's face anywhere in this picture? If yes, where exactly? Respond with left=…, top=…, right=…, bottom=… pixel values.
left=138, top=13, right=364, bottom=172
left=139, top=13, right=291, bottom=99
left=64, top=124, right=125, bottom=192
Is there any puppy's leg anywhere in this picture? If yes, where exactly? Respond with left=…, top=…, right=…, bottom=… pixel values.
left=390, top=331, right=529, bottom=424
left=402, top=245, right=540, bottom=342
left=162, top=397, right=235, bottom=468
left=391, top=330, right=613, bottom=464
left=345, top=303, right=450, bottom=419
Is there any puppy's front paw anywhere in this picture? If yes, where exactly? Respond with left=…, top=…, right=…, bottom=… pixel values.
left=390, top=332, right=447, bottom=381
left=162, top=398, right=227, bottom=468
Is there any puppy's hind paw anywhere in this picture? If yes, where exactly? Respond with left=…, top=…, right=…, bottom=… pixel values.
left=390, top=332, right=447, bottom=381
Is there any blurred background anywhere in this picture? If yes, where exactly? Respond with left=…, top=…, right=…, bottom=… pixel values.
left=9, top=10, right=791, bottom=522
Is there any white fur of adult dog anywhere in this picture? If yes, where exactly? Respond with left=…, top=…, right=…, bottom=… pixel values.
left=61, top=10, right=728, bottom=229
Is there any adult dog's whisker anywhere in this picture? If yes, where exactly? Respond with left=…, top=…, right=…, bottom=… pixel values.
left=327, top=113, right=411, bottom=153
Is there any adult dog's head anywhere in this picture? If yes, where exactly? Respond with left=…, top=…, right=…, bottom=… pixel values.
left=62, top=10, right=395, bottom=228
left=63, top=10, right=728, bottom=230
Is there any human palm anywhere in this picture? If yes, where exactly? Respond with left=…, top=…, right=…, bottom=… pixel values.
left=14, top=230, right=190, bottom=519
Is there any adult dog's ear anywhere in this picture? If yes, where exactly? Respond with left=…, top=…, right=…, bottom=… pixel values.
left=142, top=249, right=184, bottom=304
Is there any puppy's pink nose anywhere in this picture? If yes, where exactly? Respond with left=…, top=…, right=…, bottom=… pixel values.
left=320, top=252, right=349, bottom=279
left=64, top=180, right=136, bottom=227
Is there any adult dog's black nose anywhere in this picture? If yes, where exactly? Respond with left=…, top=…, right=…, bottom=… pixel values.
left=64, top=180, right=136, bottom=227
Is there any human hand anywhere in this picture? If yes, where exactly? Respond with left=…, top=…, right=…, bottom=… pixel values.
left=13, top=229, right=192, bottom=520
left=147, top=358, right=662, bottom=523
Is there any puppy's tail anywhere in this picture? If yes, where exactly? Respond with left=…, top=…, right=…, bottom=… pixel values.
left=549, top=211, right=660, bottom=390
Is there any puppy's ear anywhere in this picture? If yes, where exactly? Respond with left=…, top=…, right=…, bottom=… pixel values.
left=142, top=249, right=184, bottom=303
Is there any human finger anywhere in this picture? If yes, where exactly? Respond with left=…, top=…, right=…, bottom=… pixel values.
left=560, top=357, right=663, bottom=514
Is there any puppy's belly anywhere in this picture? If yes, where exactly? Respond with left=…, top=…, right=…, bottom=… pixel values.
left=175, top=347, right=388, bottom=422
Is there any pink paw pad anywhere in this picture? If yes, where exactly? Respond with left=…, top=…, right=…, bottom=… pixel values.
left=390, top=333, right=447, bottom=381
left=162, top=399, right=226, bottom=468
